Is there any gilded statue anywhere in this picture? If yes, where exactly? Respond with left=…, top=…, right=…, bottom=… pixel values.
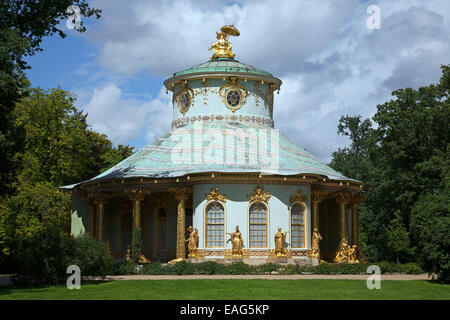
left=185, top=226, right=199, bottom=258
left=334, top=236, right=351, bottom=263
left=348, top=245, right=359, bottom=264
left=209, top=25, right=240, bottom=60
left=310, top=228, right=323, bottom=259
left=274, top=227, right=288, bottom=257
left=227, top=225, right=243, bottom=257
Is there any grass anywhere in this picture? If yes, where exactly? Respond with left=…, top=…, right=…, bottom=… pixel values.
left=0, top=279, right=449, bottom=300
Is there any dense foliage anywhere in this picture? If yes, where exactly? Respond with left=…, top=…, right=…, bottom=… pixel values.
left=0, top=0, right=101, bottom=198
left=330, top=65, right=449, bottom=282
left=12, top=233, right=112, bottom=286
left=0, top=88, right=134, bottom=273
left=109, top=260, right=423, bottom=276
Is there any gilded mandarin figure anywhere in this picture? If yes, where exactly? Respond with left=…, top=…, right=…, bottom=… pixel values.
left=227, top=225, right=243, bottom=257
left=185, top=226, right=199, bottom=258
left=209, top=25, right=240, bottom=60
left=274, top=227, right=288, bottom=257
left=310, top=227, right=323, bottom=259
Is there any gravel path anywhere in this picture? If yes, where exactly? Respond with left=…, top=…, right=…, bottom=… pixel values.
left=85, top=274, right=431, bottom=281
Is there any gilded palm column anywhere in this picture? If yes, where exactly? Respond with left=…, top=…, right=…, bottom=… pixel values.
left=334, top=191, right=351, bottom=243
left=350, top=194, right=365, bottom=247
left=171, top=187, right=191, bottom=260
left=92, top=193, right=109, bottom=242
left=311, top=189, right=327, bottom=232
left=126, top=189, right=150, bottom=232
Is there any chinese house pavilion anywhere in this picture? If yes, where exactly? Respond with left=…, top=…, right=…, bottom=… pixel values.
left=65, top=26, right=366, bottom=265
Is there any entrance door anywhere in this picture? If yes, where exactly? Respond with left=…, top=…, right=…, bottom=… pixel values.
left=156, top=207, right=167, bottom=260
left=121, top=212, right=132, bottom=255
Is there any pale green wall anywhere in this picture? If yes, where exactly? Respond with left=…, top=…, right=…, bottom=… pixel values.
left=71, top=193, right=88, bottom=237
left=193, top=183, right=311, bottom=251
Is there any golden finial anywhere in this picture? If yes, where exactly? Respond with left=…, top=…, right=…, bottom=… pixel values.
left=209, top=25, right=240, bottom=60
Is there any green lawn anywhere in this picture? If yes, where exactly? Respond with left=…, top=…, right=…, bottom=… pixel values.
left=0, top=279, right=448, bottom=300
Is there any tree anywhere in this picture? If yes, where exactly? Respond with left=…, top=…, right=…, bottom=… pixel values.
left=0, top=87, right=133, bottom=272
left=0, top=0, right=101, bottom=198
left=411, top=189, right=450, bottom=283
left=385, top=211, right=411, bottom=264
left=330, top=65, right=449, bottom=274
left=13, top=87, right=134, bottom=186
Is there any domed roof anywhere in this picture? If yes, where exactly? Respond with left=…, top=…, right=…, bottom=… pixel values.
left=62, top=122, right=361, bottom=190
left=173, top=58, right=273, bottom=78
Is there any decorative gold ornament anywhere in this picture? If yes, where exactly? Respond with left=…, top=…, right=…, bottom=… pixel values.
left=249, top=186, right=271, bottom=203
left=176, top=82, right=194, bottom=115
left=185, top=226, right=200, bottom=258
left=209, top=25, right=240, bottom=60
left=264, top=83, right=277, bottom=117
left=219, top=76, right=248, bottom=112
left=168, top=257, right=186, bottom=264
left=274, top=227, right=288, bottom=257
left=139, top=254, right=151, bottom=264
left=289, top=189, right=307, bottom=204
left=334, top=236, right=359, bottom=264
left=205, top=187, right=227, bottom=203
left=226, top=225, right=244, bottom=257
left=309, top=228, right=323, bottom=259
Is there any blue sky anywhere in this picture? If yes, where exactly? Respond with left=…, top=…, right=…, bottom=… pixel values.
left=24, top=0, right=450, bottom=162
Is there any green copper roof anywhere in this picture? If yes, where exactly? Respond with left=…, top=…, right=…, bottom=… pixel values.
left=63, top=122, right=360, bottom=189
left=173, top=58, right=273, bottom=77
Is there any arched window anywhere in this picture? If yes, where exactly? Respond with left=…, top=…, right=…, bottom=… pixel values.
left=205, top=202, right=225, bottom=248
left=291, top=202, right=306, bottom=248
left=249, top=202, right=268, bottom=248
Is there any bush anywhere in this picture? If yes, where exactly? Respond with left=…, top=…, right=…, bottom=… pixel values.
left=227, top=261, right=255, bottom=275
left=256, top=263, right=280, bottom=274
left=12, top=228, right=74, bottom=286
left=70, top=234, right=113, bottom=277
left=169, top=260, right=196, bottom=275
left=193, top=261, right=227, bottom=275
left=112, top=260, right=136, bottom=275
left=399, top=262, right=423, bottom=275
left=376, top=261, right=400, bottom=274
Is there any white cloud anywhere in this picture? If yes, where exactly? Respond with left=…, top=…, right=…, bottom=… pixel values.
left=79, top=0, right=450, bottom=162
left=83, top=84, right=171, bottom=145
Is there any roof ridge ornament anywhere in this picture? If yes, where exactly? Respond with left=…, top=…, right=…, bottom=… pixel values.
left=209, top=25, right=240, bottom=60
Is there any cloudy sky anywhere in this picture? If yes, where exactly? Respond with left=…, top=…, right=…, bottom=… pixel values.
left=25, top=0, right=450, bottom=163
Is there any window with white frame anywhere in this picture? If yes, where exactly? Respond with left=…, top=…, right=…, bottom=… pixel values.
left=205, top=202, right=224, bottom=248
left=249, top=202, right=268, bottom=248
left=291, top=202, right=306, bottom=248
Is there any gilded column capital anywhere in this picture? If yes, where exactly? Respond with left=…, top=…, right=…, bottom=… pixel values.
left=334, top=191, right=352, bottom=205
left=89, top=192, right=110, bottom=205
left=170, top=187, right=191, bottom=201
left=350, top=194, right=366, bottom=208
left=205, top=187, right=227, bottom=203
left=125, top=188, right=150, bottom=202
left=311, top=189, right=327, bottom=203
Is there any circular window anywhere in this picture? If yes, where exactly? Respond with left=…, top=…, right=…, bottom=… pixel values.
left=225, top=87, right=243, bottom=111
left=177, top=90, right=191, bottom=115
